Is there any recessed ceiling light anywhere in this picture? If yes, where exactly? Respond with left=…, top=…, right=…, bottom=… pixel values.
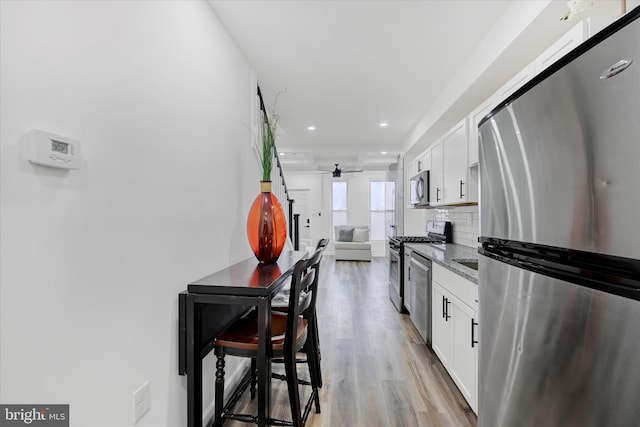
left=279, top=152, right=285, bottom=156
left=381, top=151, right=387, bottom=154
left=379, top=122, right=389, bottom=127
left=307, top=126, right=316, bottom=131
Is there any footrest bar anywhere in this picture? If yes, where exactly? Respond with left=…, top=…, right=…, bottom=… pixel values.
left=271, top=372, right=311, bottom=386
left=222, top=412, right=257, bottom=423
left=266, top=418, right=294, bottom=426
left=222, top=369, right=253, bottom=417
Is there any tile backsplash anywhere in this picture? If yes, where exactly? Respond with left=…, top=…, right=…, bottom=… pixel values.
left=426, top=205, right=479, bottom=248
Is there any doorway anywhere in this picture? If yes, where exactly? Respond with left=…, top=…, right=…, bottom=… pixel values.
left=289, top=189, right=312, bottom=248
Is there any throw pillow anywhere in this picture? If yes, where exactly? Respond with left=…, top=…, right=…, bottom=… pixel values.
left=337, top=228, right=354, bottom=242
left=352, top=228, right=370, bottom=243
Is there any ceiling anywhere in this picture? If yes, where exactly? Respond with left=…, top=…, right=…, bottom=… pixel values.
left=208, top=1, right=620, bottom=174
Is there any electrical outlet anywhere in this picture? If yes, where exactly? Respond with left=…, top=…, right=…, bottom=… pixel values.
left=133, top=381, right=150, bottom=424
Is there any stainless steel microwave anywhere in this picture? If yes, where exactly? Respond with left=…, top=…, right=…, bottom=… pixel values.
left=409, top=170, right=430, bottom=206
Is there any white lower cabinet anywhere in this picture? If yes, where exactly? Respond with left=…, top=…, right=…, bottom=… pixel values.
left=432, top=264, right=478, bottom=413
left=450, top=297, right=477, bottom=411
left=432, top=283, right=453, bottom=365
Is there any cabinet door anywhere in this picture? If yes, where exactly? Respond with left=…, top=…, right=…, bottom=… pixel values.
left=495, top=62, right=535, bottom=105
left=469, top=98, right=495, bottom=166
left=422, top=149, right=431, bottom=174
left=451, top=299, right=478, bottom=413
left=442, top=119, right=468, bottom=204
left=431, top=282, right=452, bottom=366
left=535, top=21, right=585, bottom=73
left=430, top=142, right=444, bottom=205
left=407, top=158, right=420, bottom=177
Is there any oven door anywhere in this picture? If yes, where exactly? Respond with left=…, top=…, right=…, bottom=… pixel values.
left=388, top=246, right=402, bottom=312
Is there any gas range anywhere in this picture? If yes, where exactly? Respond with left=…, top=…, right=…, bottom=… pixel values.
left=388, top=221, right=452, bottom=313
left=389, top=235, right=443, bottom=250
left=390, top=235, right=440, bottom=243
left=389, top=221, right=452, bottom=250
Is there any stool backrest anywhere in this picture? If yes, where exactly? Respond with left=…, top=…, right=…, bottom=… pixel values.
left=284, top=247, right=323, bottom=353
left=316, top=238, right=329, bottom=250
left=304, top=245, right=325, bottom=319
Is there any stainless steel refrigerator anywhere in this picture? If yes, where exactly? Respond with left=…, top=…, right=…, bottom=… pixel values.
left=478, top=8, right=640, bottom=427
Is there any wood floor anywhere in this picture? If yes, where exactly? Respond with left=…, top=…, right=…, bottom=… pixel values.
left=221, top=256, right=477, bottom=427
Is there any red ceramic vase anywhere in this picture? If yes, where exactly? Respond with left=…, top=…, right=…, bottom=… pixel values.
left=247, top=181, right=287, bottom=264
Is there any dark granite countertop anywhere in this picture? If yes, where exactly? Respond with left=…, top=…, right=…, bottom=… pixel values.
left=404, top=243, right=479, bottom=284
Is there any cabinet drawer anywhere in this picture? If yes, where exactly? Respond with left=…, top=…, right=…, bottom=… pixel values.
left=432, top=263, right=476, bottom=309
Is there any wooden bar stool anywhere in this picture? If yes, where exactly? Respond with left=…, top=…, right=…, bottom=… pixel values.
left=306, top=239, right=328, bottom=387
left=213, top=249, right=323, bottom=426
left=270, top=239, right=328, bottom=391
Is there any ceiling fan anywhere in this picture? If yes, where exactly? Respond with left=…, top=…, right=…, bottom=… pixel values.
left=318, top=163, right=363, bottom=178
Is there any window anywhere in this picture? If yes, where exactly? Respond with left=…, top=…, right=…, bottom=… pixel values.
left=370, top=181, right=395, bottom=241
left=332, top=181, right=347, bottom=234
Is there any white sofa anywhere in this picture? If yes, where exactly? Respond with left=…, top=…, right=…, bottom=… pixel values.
left=333, top=225, right=372, bottom=261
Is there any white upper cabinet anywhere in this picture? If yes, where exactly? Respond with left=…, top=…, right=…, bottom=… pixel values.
left=407, top=158, right=420, bottom=178
left=421, top=149, right=431, bottom=175
left=468, top=98, right=495, bottom=167
left=427, top=119, right=474, bottom=207
left=495, top=62, right=536, bottom=105
left=535, top=22, right=585, bottom=73
left=442, top=118, right=469, bottom=205
left=430, top=141, right=444, bottom=205
left=406, top=148, right=433, bottom=209
left=535, top=16, right=614, bottom=73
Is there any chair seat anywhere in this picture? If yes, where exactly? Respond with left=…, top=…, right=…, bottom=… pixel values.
left=215, top=312, right=308, bottom=352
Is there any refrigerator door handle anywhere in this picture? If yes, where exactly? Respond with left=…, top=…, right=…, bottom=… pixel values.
left=480, top=238, right=640, bottom=302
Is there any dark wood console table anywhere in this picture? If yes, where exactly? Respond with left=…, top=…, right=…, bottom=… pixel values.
left=179, top=250, right=306, bottom=427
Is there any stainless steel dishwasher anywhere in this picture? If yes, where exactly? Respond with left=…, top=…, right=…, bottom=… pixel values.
left=403, top=247, right=412, bottom=312
left=409, top=251, right=432, bottom=345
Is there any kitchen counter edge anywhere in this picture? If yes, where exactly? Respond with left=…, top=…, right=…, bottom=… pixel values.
left=403, top=242, right=479, bottom=284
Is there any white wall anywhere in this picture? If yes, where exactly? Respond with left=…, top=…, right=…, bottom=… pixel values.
left=0, top=1, right=260, bottom=426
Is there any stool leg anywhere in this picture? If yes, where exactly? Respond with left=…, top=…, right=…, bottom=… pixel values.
left=304, top=336, right=321, bottom=414
left=285, top=351, right=303, bottom=426
left=214, top=351, right=225, bottom=427
left=309, top=313, right=323, bottom=388
left=250, top=358, right=257, bottom=399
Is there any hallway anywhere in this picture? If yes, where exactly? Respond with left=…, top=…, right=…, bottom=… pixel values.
left=224, top=256, right=477, bottom=427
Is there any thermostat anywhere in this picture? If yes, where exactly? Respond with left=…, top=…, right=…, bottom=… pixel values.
left=26, top=129, right=81, bottom=169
